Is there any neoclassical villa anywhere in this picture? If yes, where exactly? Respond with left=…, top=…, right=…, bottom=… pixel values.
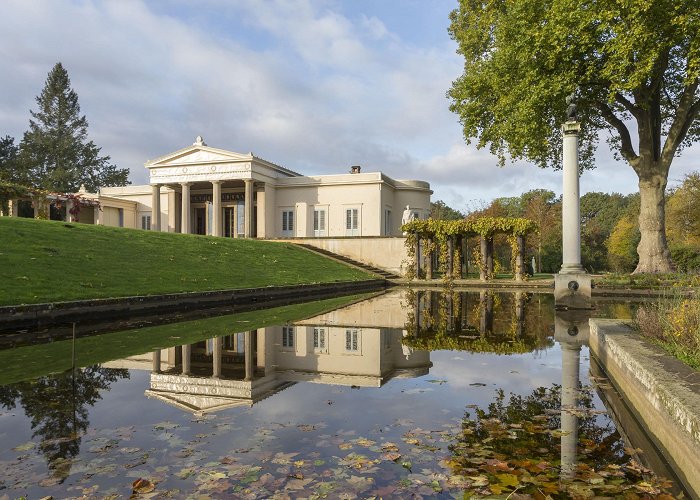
left=82, top=136, right=431, bottom=239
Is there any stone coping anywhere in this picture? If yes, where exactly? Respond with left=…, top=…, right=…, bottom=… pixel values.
left=589, top=319, right=700, bottom=497
left=0, top=279, right=388, bottom=331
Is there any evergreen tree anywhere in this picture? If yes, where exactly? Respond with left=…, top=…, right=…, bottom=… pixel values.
left=0, top=135, right=28, bottom=185
left=18, top=63, right=129, bottom=192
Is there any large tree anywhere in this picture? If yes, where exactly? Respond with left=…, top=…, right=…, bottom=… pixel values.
left=448, top=0, right=700, bottom=273
left=18, top=63, right=129, bottom=193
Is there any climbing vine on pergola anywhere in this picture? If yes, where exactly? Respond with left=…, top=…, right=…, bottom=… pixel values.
left=401, top=217, right=539, bottom=282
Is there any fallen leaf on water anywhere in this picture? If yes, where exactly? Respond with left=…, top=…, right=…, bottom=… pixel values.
left=131, top=478, right=155, bottom=494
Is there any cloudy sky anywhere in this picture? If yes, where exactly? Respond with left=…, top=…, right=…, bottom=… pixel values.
left=1, top=0, right=698, bottom=213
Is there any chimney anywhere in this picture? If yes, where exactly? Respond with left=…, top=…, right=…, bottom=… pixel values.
left=350, top=165, right=361, bottom=174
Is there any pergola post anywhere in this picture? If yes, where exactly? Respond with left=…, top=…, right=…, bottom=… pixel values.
left=414, top=234, right=421, bottom=278
left=515, top=234, right=525, bottom=281
left=480, top=235, right=488, bottom=281
left=447, top=236, right=454, bottom=278
left=486, top=237, right=494, bottom=278
left=426, top=238, right=434, bottom=280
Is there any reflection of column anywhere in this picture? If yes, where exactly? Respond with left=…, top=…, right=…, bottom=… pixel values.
left=152, top=350, right=161, bottom=373
left=414, top=290, right=421, bottom=335
left=212, top=181, right=222, bottom=237
left=151, top=184, right=161, bottom=231
left=244, top=330, right=254, bottom=381
left=480, top=291, right=494, bottom=334
left=515, top=291, right=525, bottom=337
left=181, top=344, right=191, bottom=375
left=212, top=337, right=222, bottom=378
left=244, top=179, right=254, bottom=238
left=560, top=342, right=581, bottom=479
left=181, top=182, right=192, bottom=234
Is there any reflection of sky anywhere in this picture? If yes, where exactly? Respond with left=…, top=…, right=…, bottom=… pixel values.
left=0, top=290, right=645, bottom=497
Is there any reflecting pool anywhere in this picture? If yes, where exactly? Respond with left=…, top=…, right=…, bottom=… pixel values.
left=0, top=289, right=683, bottom=498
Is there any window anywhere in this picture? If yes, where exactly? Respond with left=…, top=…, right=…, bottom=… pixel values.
left=384, top=209, right=392, bottom=236
left=313, top=327, right=326, bottom=351
left=314, top=208, right=327, bottom=237
left=345, top=329, right=359, bottom=352
left=141, top=215, right=151, bottom=230
left=345, top=208, right=359, bottom=236
left=282, top=326, right=294, bottom=347
left=118, top=208, right=124, bottom=228
left=282, top=209, right=294, bottom=237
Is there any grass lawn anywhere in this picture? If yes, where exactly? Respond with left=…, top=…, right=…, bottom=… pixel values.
left=0, top=217, right=374, bottom=306
left=0, top=293, right=375, bottom=385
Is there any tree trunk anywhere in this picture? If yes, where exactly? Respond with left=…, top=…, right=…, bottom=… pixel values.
left=633, top=173, right=674, bottom=273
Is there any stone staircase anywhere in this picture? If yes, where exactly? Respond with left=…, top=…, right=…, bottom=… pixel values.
left=294, top=243, right=401, bottom=280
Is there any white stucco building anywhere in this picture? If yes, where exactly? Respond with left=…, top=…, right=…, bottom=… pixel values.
left=98, top=137, right=432, bottom=239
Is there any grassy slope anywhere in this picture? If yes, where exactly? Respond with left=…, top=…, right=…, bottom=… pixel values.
left=0, top=293, right=375, bottom=385
left=0, top=217, right=374, bottom=306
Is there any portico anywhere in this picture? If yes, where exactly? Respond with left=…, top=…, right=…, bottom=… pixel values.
left=146, top=136, right=300, bottom=239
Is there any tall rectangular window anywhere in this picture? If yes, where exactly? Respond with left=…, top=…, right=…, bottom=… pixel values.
left=384, top=209, right=392, bottom=236
left=141, top=215, right=151, bottom=230
left=314, top=208, right=327, bottom=237
left=281, top=210, right=294, bottom=237
left=313, top=327, right=326, bottom=351
left=345, top=329, right=359, bottom=352
left=282, top=326, right=294, bottom=347
left=118, top=208, right=124, bottom=228
left=345, top=208, right=359, bottom=236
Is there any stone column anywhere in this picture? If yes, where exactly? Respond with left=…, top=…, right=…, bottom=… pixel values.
left=560, top=121, right=584, bottom=273
left=212, top=180, right=222, bottom=237
left=244, top=179, right=254, bottom=238
left=212, top=337, right=222, bottom=378
left=414, top=235, right=421, bottom=278
left=426, top=239, right=434, bottom=280
left=65, top=199, right=75, bottom=222
left=151, top=184, right=161, bottom=231
left=181, top=182, right=192, bottom=234
left=244, top=330, right=254, bottom=381
left=181, top=344, right=191, bottom=375
left=152, top=349, right=161, bottom=373
left=515, top=235, right=525, bottom=281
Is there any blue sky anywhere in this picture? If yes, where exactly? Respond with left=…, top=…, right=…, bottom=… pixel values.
left=1, top=0, right=697, bottom=212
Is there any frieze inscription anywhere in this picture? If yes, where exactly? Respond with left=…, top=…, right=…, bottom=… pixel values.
left=191, top=192, right=257, bottom=203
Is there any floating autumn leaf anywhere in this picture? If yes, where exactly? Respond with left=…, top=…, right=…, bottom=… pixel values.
left=131, top=478, right=155, bottom=494
left=381, top=452, right=401, bottom=462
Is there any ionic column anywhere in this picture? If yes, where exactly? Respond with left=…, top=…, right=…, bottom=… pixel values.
left=151, top=184, right=161, bottom=231
left=152, top=350, right=161, bottom=373
left=212, top=180, right=222, bottom=237
left=181, top=344, right=191, bottom=375
left=244, top=179, right=254, bottom=238
left=181, top=182, right=192, bottom=234
left=560, top=121, right=584, bottom=273
left=212, top=337, right=222, bottom=378
left=244, top=330, right=254, bottom=381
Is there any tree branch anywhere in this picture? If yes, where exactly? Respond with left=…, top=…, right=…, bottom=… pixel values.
left=594, top=101, right=639, bottom=166
left=661, top=79, right=700, bottom=166
left=614, top=92, right=640, bottom=118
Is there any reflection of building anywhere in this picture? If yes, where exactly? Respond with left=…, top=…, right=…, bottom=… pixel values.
left=106, top=291, right=432, bottom=414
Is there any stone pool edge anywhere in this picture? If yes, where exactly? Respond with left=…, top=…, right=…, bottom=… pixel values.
left=589, top=318, right=700, bottom=497
left=0, top=279, right=389, bottom=331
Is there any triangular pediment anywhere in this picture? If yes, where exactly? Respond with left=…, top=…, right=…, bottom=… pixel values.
left=145, top=390, right=252, bottom=414
left=145, top=145, right=252, bottom=168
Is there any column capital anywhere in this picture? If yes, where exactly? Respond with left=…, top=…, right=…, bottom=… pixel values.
left=211, top=180, right=222, bottom=185
left=180, top=181, right=193, bottom=187
left=562, top=121, right=581, bottom=135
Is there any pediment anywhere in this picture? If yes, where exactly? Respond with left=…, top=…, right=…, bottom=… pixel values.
left=146, top=146, right=252, bottom=168
left=145, top=389, right=252, bottom=414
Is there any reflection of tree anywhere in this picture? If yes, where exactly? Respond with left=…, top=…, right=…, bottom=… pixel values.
left=0, top=366, right=128, bottom=481
left=448, top=385, right=673, bottom=497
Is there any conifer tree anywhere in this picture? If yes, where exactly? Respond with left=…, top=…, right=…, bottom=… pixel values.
left=18, top=63, right=129, bottom=192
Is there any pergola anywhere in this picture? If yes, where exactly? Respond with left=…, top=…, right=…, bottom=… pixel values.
left=401, top=217, right=539, bottom=282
